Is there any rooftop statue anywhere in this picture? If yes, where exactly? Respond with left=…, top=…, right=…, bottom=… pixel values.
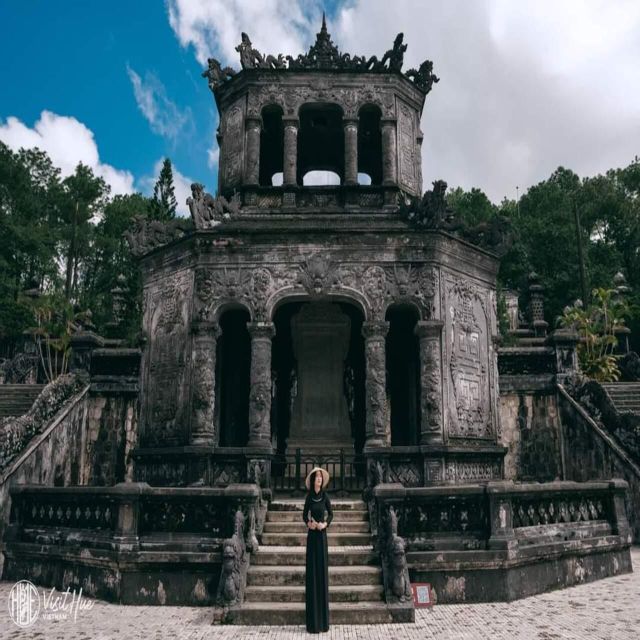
left=187, top=183, right=241, bottom=229
left=236, top=32, right=286, bottom=69
left=400, top=180, right=513, bottom=256
left=202, top=13, right=438, bottom=95
left=202, top=58, right=236, bottom=92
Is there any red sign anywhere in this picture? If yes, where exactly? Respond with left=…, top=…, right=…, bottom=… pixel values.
left=411, top=583, right=434, bottom=607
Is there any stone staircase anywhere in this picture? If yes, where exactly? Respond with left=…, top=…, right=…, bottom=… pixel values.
left=226, top=495, right=414, bottom=625
left=602, top=382, right=640, bottom=414
left=0, top=384, right=44, bottom=418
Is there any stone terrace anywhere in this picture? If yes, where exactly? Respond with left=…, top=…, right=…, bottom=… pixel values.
left=1, top=547, right=637, bottom=640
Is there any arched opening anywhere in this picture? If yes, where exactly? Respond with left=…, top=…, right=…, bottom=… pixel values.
left=357, top=173, right=372, bottom=185
left=271, top=171, right=283, bottom=186
left=385, top=304, right=420, bottom=445
left=298, top=104, right=344, bottom=184
left=358, top=105, right=382, bottom=185
left=302, top=170, right=341, bottom=186
left=271, top=300, right=365, bottom=455
left=216, top=308, right=251, bottom=446
left=259, top=105, right=284, bottom=187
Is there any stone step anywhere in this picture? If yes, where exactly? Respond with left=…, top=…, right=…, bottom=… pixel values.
left=261, top=532, right=372, bottom=546
left=225, top=601, right=409, bottom=625
left=263, top=520, right=370, bottom=533
left=252, top=546, right=377, bottom=566
left=244, top=584, right=384, bottom=603
left=247, top=565, right=382, bottom=587
left=266, top=509, right=368, bottom=522
left=269, top=499, right=366, bottom=511
left=0, top=385, right=44, bottom=417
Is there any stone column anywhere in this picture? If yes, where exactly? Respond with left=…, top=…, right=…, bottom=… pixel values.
left=283, top=117, right=299, bottom=187
left=527, top=272, right=548, bottom=337
left=247, top=322, right=276, bottom=448
left=244, top=116, right=262, bottom=186
left=380, top=118, right=397, bottom=185
left=362, top=321, right=390, bottom=449
left=343, top=118, right=358, bottom=186
left=415, top=320, right=444, bottom=444
left=190, top=320, right=221, bottom=446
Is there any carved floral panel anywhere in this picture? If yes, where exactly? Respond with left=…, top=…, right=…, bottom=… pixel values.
left=445, top=276, right=494, bottom=439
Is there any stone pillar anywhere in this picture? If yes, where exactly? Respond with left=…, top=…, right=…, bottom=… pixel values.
left=380, top=118, right=397, bottom=185
left=362, top=321, right=390, bottom=449
left=283, top=117, right=299, bottom=187
left=527, top=272, right=548, bottom=337
left=415, top=320, right=444, bottom=444
left=244, top=116, right=262, bottom=186
left=486, top=481, right=518, bottom=553
left=247, top=322, right=276, bottom=448
left=190, top=320, right=220, bottom=446
left=343, top=118, right=358, bottom=186
left=546, top=328, right=580, bottom=383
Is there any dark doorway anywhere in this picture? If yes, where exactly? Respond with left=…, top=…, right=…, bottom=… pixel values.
left=386, top=305, right=420, bottom=445
left=271, top=300, right=366, bottom=454
left=217, top=308, right=251, bottom=446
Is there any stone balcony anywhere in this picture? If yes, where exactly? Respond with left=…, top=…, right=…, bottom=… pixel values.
left=237, top=184, right=400, bottom=213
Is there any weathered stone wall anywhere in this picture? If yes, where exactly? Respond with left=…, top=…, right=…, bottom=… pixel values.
left=0, top=388, right=88, bottom=578
left=83, top=394, right=139, bottom=486
left=500, top=390, right=563, bottom=481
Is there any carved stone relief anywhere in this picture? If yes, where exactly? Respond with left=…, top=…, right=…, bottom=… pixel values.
left=143, top=270, right=193, bottom=445
left=248, top=83, right=396, bottom=120
left=221, top=99, right=245, bottom=188
left=445, top=277, right=494, bottom=439
left=397, top=98, right=418, bottom=194
left=194, top=257, right=438, bottom=328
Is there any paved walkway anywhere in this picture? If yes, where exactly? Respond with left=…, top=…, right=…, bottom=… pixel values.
left=1, top=548, right=638, bottom=640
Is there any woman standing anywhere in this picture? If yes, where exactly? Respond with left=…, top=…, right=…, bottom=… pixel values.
left=302, top=466, right=333, bottom=633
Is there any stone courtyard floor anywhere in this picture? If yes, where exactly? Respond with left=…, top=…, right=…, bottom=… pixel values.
left=1, top=547, right=638, bottom=640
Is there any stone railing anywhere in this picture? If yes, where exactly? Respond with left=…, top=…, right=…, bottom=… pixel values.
left=240, top=184, right=393, bottom=210
left=372, top=479, right=631, bottom=558
left=558, top=384, right=640, bottom=541
left=0, top=374, right=85, bottom=472
left=5, top=482, right=261, bottom=609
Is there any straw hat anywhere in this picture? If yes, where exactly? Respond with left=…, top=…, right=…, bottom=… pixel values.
left=305, top=466, right=330, bottom=491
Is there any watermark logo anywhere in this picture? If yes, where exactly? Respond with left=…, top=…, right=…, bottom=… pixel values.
left=8, top=580, right=40, bottom=628
left=7, top=581, right=96, bottom=627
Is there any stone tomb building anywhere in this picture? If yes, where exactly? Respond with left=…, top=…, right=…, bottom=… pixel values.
left=133, top=19, right=502, bottom=489
left=2, top=18, right=632, bottom=624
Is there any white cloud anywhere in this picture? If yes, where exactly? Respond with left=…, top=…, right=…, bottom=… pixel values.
left=139, top=158, right=194, bottom=217
left=0, top=110, right=134, bottom=195
left=127, top=65, right=192, bottom=141
left=166, top=0, right=321, bottom=66
left=166, top=0, right=640, bottom=203
left=207, top=146, right=219, bottom=170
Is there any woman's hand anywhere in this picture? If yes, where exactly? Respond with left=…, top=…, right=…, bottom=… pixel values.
left=317, top=522, right=327, bottom=531
left=308, top=518, right=318, bottom=530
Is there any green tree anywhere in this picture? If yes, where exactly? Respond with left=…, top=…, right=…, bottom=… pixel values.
left=559, top=287, right=628, bottom=381
left=152, top=158, right=178, bottom=221
left=83, top=193, right=152, bottom=339
left=58, top=163, right=109, bottom=301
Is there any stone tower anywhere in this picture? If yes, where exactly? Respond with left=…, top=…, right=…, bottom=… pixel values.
left=205, top=16, right=438, bottom=209
left=128, top=16, right=506, bottom=489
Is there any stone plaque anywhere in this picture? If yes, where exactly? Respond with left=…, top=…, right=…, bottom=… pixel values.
left=288, top=302, right=353, bottom=448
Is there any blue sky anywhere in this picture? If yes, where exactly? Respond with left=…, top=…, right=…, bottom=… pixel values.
left=0, top=1, right=221, bottom=210
left=1, top=1, right=639, bottom=213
